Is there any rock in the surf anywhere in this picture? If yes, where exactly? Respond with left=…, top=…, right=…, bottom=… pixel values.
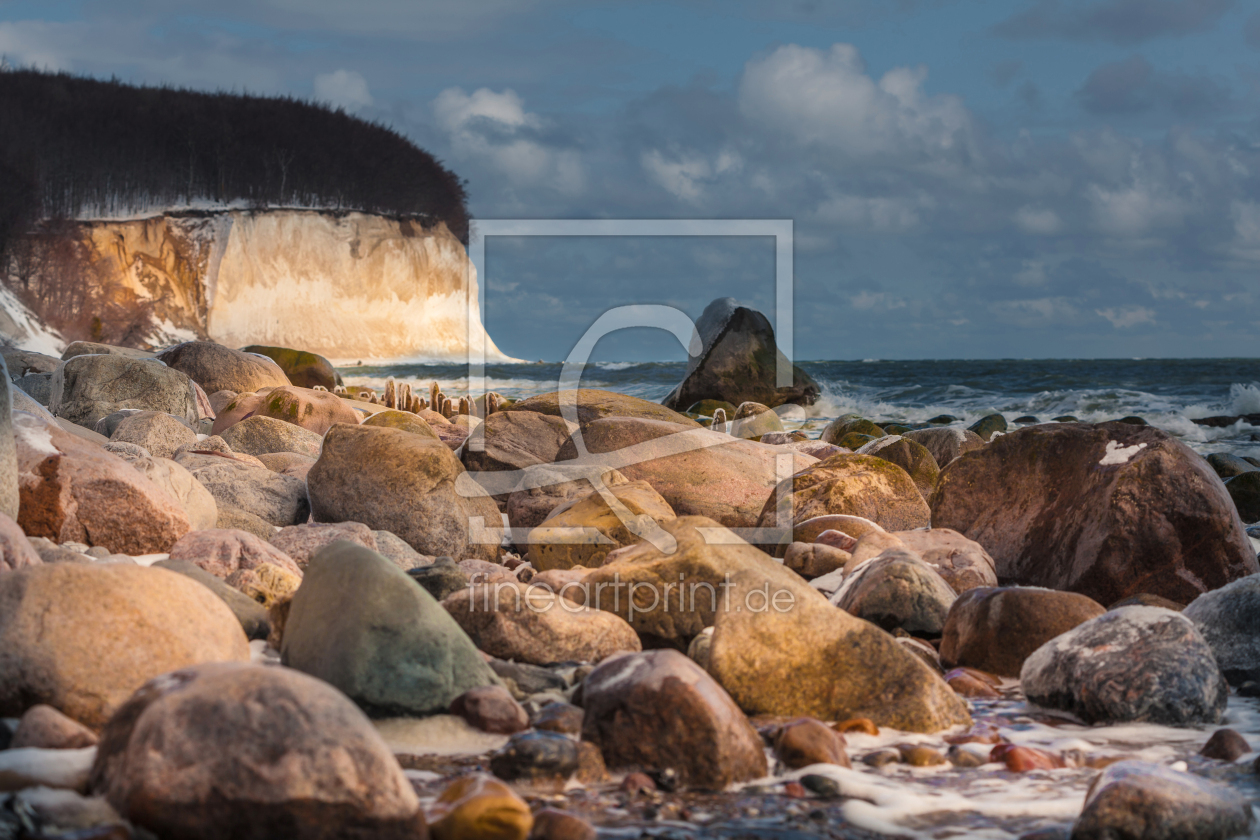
left=89, top=662, right=425, bottom=840
left=1021, top=606, right=1227, bottom=725
left=930, top=422, right=1257, bottom=605
left=659, top=298, right=819, bottom=411
left=1071, top=760, right=1253, bottom=840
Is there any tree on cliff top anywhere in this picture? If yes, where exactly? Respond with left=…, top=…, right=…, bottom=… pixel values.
left=0, top=68, right=470, bottom=244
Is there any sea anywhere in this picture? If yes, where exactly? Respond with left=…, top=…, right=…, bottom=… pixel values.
left=341, top=357, right=1260, bottom=456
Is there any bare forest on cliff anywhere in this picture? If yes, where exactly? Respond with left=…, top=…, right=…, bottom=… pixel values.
left=0, top=68, right=470, bottom=345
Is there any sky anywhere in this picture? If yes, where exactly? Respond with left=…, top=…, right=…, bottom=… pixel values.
left=2, top=0, right=1260, bottom=362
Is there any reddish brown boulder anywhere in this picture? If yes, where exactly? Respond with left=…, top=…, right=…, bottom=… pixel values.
left=774, top=718, right=850, bottom=769
left=903, top=427, right=984, bottom=468
left=15, top=413, right=190, bottom=554
left=580, top=649, right=768, bottom=788
left=463, top=410, right=574, bottom=474
left=930, top=423, right=1258, bottom=605
left=553, top=417, right=816, bottom=529
left=0, top=564, right=250, bottom=728
left=168, top=529, right=303, bottom=578
left=755, top=452, right=930, bottom=535
left=90, top=662, right=425, bottom=840
left=11, top=704, right=99, bottom=749
left=269, top=522, right=378, bottom=570
left=940, top=586, right=1106, bottom=677
left=449, top=685, right=530, bottom=735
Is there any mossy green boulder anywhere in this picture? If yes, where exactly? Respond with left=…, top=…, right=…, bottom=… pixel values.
left=242, top=345, right=341, bottom=391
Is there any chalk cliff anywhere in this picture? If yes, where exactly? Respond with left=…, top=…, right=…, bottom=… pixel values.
left=3, top=210, right=515, bottom=364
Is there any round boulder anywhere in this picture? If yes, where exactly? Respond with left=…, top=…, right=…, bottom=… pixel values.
left=156, top=341, right=291, bottom=395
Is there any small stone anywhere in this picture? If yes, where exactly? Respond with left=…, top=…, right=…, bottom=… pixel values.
left=532, top=702, right=584, bottom=736
left=11, top=704, right=98, bottom=749
left=799, top=774, right=843, bottom=797
left=945, top=668, right=1000, bottom=698
left=449, top=686, right=529, bottom=735
left=990, top=744, right=1064, bottom=772
left=1200, top=728, right=1250, bottom=762
left=901, top=745, right=947, bottom=767
left=774, top=718, right=850, bottom=769
left=863, top=748, right=901, bottom=768
left=834, top=718, right=879, bottom=736
left=620, top=772, right=656, bottom=794
left=945, top=724, right=1003, bottom=745
left=947, top=745, right=986, bottom=768
left=528, top=808, right=596, bottom=840
left=489, top=730, right=581, bottom=782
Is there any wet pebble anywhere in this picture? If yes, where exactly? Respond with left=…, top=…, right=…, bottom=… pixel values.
left=990, top=744, right=1065, bottom=772
left=532, top=702, right=584, bottom=736
left=774, top=718, right=850, bottom=769
left=900, top=745, right=947, bottom=767
left=1200, top=728, right=1250, bottom=762
left=862, top=748, right=901, bottom=768
left=834, top=718, right=879, bottom=736
left=799, top=774, right=842, bottom=798
left=489, top=731, right=580, bottom=781
left=529, top=808, right=596, bottom=840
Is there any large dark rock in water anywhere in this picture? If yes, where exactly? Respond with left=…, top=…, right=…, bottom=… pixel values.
left=661, top=298, right=818, bottom=411
left=930, top=422, right=1257, bottom=606
left=89, top=662, right=426, bottom=840
left=1021, top=607, right=1227, bottom=726
left=1071, top=760, right=1254, bottom=840
left=241, top=345, right=341, bottom=391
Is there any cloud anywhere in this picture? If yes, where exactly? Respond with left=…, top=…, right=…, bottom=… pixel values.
left=1075, top=55, right=1232, bottom=116
left=737, top=43, right=976, bottom=163
left=432, top=87, right=584, bottom=195
left=996, top=0, right=1235, bottom=44
left=314, top=69, right=373, bottom=111
left=816, top=194, right=926, bottom=232
left=1096, top=305, right=1156, bottom=327
left=640, top=149, right=741, bottom=203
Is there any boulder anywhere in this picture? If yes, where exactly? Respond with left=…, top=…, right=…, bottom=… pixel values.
left=526, top=480, right=676, bottom=571
left=505, top=465, right=630, bottom=534
left=774, top=718, right=850, bottom=769
left=281, top=541, right=498, bottom=716
left=270, top=522, right=378, bottom=570
left=153, top=558, right=272, bottom=641
left=1183, top=574, right=1260, bottom=685
left=307, top=424, right=501, bottom=562
left=819, top=417, right=885, bottom=446
left=216, top=507, right=276, bottom=540
left=60, top=341, right=153, bottom=361
left=219, top=415, right=323, bottom=458
left=50, top=354, right=199, bottom=429
left=0, top=512, right=40, bottom=570
left=940, top=587, right=1106, bottom=678
left=167, top=528, right=303, bottom=579
left=178, top=452, right=310, bottom=527
left=1224, top=471, right=1260, bottom=523
left=407, top=558, right=470, bottom=601
left=2, top=348, right=60, bottom=377
left=930, top=423, right=1258, bottom=605
left=729, top=402, right=784, bottom=439
left=15, top=413, right=190, bottom=553
left=443, top=582, right=641, bottom=666
left=968, top=414, right=1007, bottom=441
left=783, top=541, right=850, bottom=579
left=754, top=452, right=931, bottom=539
left=234, top=385, right=362, bottom=437
left=256, top=451, right=318, bottom=480
left=361, top=410, right=439, bottom=440
left=831, top=549, right=957, bottom=636
left=156, top=341, right=291, bottom=395
left=507, top=388, right=700, bottom=428
left=108, top=411, right=197, bottom=459
left=462, top=410, right=574, bottom=475
left=240, top=345, right=341, bottom=391
left=11, top=705, right=99, bottom=750
left=489, top=730, right=581, bottom=782
left=1021, top=607, right=1227, bottom=725
left=1206, top=452, right=1259, bottom=480
left=372, top=530, right=431, bottom=571
left=580, top=649, right=767, bottom=789
left=856, top=435, right=940, bottom=500
left=14, top=372, right=52, bottom=406
left=1071, top=760, right=1254, bottom=840
left=660, top=298, right=819, bottom=411
left=890, top=528, right=998, bottom=594
left=113, top=453, right=218, bottom=531
left=89, top=662, right=425, bottom=840
left=553, top=417, right=816, bottom=529
left=0, top=563, right=249, bottom=728
left=779, top=440, right=843, bottom=460
left=903, top=427, right=984, bottom=468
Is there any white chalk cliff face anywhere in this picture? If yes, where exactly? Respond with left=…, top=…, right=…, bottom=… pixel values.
left=72, top=210, right=517, bottom=363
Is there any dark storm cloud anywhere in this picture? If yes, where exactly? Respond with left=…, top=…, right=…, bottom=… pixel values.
left=995, top=0, right=1235, bottom=44
left=1075, top=55, right=1232, bottom=116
